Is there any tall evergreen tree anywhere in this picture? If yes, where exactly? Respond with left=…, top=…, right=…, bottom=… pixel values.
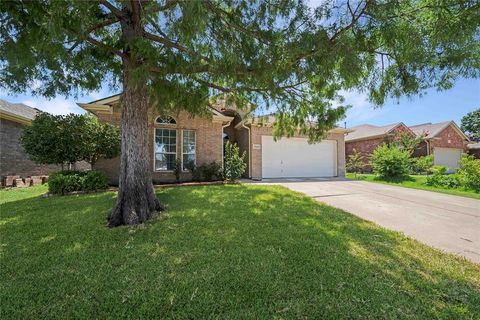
left=1, top=0, right=478, bottom=226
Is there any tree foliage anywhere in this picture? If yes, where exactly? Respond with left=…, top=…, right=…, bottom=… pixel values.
left=21, top=113, right=120, bottom=166
left=461, top=108, right=480, bottom=141
left=392, top=131, right=424, bottom=154
left=1, top=0, right=479, bottom=139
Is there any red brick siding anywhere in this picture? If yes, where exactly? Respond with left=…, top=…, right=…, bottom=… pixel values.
left=429, top=125, right=466, bottom=152
left=94, top=108, right=223, bottom=184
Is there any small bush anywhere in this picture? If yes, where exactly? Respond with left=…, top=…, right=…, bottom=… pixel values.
left=173, top=159, right=182, bottom=183
left=457, top=154, right=480, bottom=191
left=425, top=173, right=462, bottom=189
left=82, top=171, right=109, bottom=191
left=48, top=170, right=108, bottom=195
left=223, top=141, right=246, bottom=181
left=186, top=162, right=223, bottom=182
left=430, top=165, right=448, bottom=175
left=411, top=155, right=433, bottom=174
left=346, top=149, right=365, bottom=177
left=369, top=144, right=411, bottom=178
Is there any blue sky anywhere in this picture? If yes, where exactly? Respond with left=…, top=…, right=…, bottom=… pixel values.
left=342, top=78, right=479, bottom=128
left=1, top=78, right=478, bottom=128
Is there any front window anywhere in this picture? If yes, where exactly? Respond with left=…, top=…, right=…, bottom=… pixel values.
left=182, top=130, right=196, bottom=170
left=155, top=128, right=177, bottom=171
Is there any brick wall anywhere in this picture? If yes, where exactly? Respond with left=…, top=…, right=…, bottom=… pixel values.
left=345, top=124, right=417, bottom=170
left=249, top=126, right=346, bottom=179
left=429, top=125, right=466, bottom=152
left=0, top=118, right=62, bottom=180
left=94, top=108, right=224, bottom=184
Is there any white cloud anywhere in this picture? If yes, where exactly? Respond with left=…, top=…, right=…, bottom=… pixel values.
left=339, top=90, right=387, bottom=126
left=21, top=97, right=85, bottom=115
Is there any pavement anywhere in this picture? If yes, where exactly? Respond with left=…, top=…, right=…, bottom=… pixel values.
left=251, top=178, right=480, bottom=264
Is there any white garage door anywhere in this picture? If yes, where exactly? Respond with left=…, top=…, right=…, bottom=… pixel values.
left=261, top=136, right=337, bottom=178
left=433, top=148, right=463, bottom=173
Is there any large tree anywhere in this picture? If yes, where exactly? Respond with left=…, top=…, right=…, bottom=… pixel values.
left=461, top=108, right=480, bottom=141
left=1, top=0, right=478, bottom=226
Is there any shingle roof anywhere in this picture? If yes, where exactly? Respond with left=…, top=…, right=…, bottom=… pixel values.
left=409, top=121, right=452, bottom=138
left=468, top=142, right=480, bottom=149
left=0, top=99, right=39, bottom=121
left=345, top=123, right=401, bottom=142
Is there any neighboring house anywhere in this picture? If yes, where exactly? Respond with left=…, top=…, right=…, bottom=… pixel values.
left=345, top=121, right=469, bottom=173
left=345, top=122, right=415, bottom=170
left=0, top=99, right=60, bottom=181
left=409, top=121, right=469, bottom=172
left=467, top=142, right=480, bottom=159
left=78, top=95, right=350, bottom=184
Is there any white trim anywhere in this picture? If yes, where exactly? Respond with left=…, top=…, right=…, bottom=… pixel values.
left=155, top=115, right=177, bottom=126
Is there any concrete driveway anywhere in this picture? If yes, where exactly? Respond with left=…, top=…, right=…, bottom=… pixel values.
left=257, top=178, right=480, bottom=263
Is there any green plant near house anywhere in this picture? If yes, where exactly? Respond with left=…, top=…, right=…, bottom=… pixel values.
left=48, top=170, right=108, bottom=195
left=173, top=159, right=182, bottom=183
left=456, top=154, right=480, bottom=191
left=186, top=161, right=223, bottom=182
left=223, top=141, right=247, bottom=182
left=22, top=113, right=120, bottom=167
left=411, top=155, right=434, bottom=174
left=346, top=149, right=365, bottom=178
left=392, top=131, right=425, bottom=154
left=370, top=144, right=411, bottom=178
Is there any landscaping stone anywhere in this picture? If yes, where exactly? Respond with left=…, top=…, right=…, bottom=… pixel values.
left=14, top=178, right=27, bottom=188
left=30, top=176, right=43, bottom=186
left=3, top=175, right=20, bottom=187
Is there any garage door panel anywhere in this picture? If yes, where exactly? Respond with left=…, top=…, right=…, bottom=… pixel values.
left=433, top=148, right=463, bottom=173
left=261, top=136, right=336, bottom=178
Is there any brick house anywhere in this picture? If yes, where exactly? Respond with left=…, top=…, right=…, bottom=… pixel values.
left=345, top=122, right=415, bottom=171
left=0, top=99, right=61, bottom=183
left=409, top=121, right=470, bottom=172
left=345, top=121, right=469, bottom=173
left=78, top=94, right=350, bottom=184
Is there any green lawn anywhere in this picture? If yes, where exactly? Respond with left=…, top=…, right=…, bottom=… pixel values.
left=1, top=185, right=479, bottom=319
left=346, top=173, right=480, bottom=199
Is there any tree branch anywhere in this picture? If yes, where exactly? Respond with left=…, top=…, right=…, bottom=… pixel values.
left=99, top=0, right=125, bottom=20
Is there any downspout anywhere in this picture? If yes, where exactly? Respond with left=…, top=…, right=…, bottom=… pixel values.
left=241, top=122, right=252, bottom=178
left=221, top=120, right=233, bottom=167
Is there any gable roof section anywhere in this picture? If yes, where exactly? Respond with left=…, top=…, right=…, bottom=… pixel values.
left=0, top=99, right=39, bottom=125
left=345, top=122, right=406, bottom=142
left=77, top=94, right=233, bottom=123
left=410, top=121, right=469, bottom=141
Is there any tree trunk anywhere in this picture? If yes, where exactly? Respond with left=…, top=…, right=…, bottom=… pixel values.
left=107, top=70, right=162, bottom=227
left=107, top=2, right=161, bottom=227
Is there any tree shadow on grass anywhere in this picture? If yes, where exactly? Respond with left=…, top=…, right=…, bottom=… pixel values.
left=0, top=185, right=479, bottom=319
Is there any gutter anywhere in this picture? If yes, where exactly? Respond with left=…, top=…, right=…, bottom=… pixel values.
left=241, top=122, right=252, bottom=178
left=0, top=110, right=33, bottom=126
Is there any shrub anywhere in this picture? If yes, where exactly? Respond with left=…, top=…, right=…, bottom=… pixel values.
left=430, top=165, right=448, bottom=175
left=48, top=170, right=108, bottom=195
left=173, top=159, right=182, bottom=183
left=411, top=155, right=434, bottom=174
left=82, top=171, right=109, bottom=191
left=223, top=141, right=246, bottom=181
left=456, top=154, right=480, bottom=191
left=425, top=173, right=462, bottom=189
left=186, top=162, right=223, bottom=182
left=346, top=149, right=365, bottom=177
left=369, top=144, right=411, bottom=178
